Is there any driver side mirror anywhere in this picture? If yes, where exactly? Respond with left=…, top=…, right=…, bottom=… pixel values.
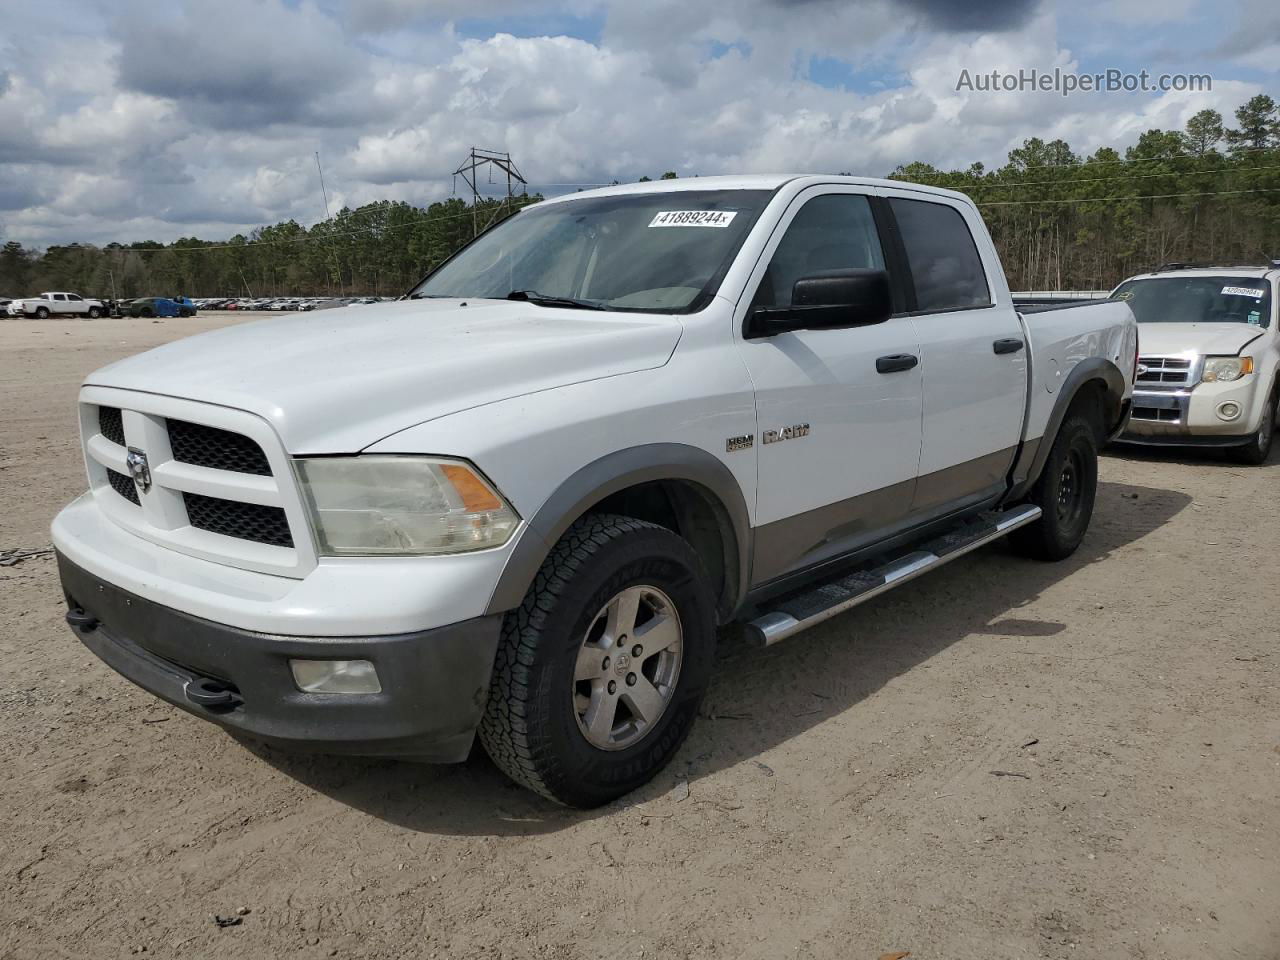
left=746, top=268, right=893, bottom=339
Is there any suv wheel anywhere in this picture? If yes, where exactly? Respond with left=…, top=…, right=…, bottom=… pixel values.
left=1010, top=413, right=1098, bottom=561
left=1230, top=386, right=1276, bottom=465
left=479, top=514, right=716, bottom=807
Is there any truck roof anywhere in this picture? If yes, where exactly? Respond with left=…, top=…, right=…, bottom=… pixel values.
left=535, top=174, right=976, bottom=209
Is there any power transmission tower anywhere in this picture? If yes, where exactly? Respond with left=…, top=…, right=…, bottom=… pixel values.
left=453, top=147, right=528, bottom=237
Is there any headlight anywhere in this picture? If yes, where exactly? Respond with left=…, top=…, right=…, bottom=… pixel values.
left=1201, top=356, right=1254, bottom=383
left=295, top=456, right=519, bottom=556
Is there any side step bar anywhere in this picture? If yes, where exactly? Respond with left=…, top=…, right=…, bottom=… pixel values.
left=745, top=504, right=1042, bottom=647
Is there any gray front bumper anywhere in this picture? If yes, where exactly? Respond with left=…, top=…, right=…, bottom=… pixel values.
left=58, top=552, right=502, bottom=761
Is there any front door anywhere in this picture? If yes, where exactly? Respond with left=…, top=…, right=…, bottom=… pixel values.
left=734, top=187, right=924, bottom=585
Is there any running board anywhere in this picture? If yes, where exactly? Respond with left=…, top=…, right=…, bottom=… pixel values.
left=745, top=504, right=1042, bottom=647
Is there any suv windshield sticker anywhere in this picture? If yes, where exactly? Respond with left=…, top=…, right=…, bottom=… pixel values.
left=1221, top=285, right=1266, bottom=298
left=648, top=210, right=738, bottom=228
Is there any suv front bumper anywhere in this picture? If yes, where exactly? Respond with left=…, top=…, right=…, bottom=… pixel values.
left=58, top=552, right=502, bottom=761
left=1120, top=378, right=1267, bottom=447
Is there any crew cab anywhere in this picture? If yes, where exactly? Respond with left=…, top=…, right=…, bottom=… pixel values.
left=1113, top=263, right=1280, bottom=463
left=52, top=176, right=1136, bottom=806
left=9, top=292, right=106, bottom=319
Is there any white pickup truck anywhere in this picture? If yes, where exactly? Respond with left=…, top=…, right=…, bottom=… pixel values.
left=1112, top=263, right=1279, bottom=464
left=52, top=176, right=1136, bottom=806
left=9, top=291, right=106, bottom=319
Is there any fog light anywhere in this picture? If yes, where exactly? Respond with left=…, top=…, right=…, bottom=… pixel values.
left=1217, top=401, right=1242, bottom=422
left=289, top=659, right=381, bottom=694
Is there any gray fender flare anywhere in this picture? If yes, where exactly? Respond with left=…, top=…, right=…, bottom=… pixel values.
left=1007, top=357, right=1127, bottom=500
left=485, top=443, right=752, bottom=618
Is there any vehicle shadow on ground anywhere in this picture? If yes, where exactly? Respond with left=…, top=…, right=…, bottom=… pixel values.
left=246, top=479, right=1191, bottom=836
left=1105, top=441, right=1277, bottom=468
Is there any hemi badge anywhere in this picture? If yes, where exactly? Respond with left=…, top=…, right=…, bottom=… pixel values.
left=726, top=434, right=754, bottom=452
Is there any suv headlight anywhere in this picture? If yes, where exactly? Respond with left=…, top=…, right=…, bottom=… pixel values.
left=295, top=456, right=519, bottom=556
left=1201, top=356, right=1254, bottom=383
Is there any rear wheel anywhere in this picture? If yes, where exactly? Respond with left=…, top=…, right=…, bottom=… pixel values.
left=1230, top=387, right=1276, bottom=465
left=479, top=514, right=716, bottom=807
left=35, top=306, right=49, bottom=319
left=1010, top=413, right=1098, bottom=561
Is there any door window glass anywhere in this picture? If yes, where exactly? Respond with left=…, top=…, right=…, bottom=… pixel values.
left=890, top=198, right=990, bottom=312
left=753, top=194, right=885, bottom=308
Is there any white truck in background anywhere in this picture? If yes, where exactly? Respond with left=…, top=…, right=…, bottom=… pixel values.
left=8, top=292, right=106, bottom=319
left=52, top=175, right=1137, bottom=807
left=1113, top=263, right=1280, bottom=464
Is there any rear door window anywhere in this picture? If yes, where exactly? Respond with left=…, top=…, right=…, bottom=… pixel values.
left=890, top=198, right=991, bottom=312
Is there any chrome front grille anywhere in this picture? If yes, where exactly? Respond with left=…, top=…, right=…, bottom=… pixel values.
left=1136, top=356, right=1193, bottom=386
left=79, top=387, right=316, bottom=577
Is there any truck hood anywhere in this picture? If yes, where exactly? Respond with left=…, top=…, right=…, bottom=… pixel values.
left=1138, top=322, right=1266, bottom=357
left=86, top=299, right=683, bottom=452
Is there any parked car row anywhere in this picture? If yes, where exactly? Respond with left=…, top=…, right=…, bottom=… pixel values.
left=194, top=296, right=394, bottom=311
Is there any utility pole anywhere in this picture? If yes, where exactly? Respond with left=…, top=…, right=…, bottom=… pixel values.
left=452, top=148, right=528, bottom=238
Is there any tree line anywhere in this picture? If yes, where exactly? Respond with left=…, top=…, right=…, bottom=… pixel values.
left=1, top=95, right=1277, bottom=300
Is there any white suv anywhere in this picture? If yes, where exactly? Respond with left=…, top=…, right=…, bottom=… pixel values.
left=1114, top=264, right=1279, bottom=463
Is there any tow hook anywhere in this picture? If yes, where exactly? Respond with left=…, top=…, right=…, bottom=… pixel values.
left=185, top=677, right=242, bottom=710
left=65, top=607, right=99, bottom=632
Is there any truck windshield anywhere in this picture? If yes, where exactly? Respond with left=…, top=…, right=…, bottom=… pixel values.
left=1111, top=276, right=1272, bottom=328
left=409, top=190, right=773, bottom=313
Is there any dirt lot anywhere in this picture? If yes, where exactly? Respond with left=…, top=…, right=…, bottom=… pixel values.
left=2, top=314, right=1277, bottom=960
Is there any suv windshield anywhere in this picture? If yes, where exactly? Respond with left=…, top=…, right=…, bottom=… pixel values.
left=1111, top=276, right=1273, bottom=328
left=409, top=190, right=773, bottom=313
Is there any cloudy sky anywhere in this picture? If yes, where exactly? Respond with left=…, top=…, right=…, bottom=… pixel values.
left=1, top=0, right=1275, bottom=247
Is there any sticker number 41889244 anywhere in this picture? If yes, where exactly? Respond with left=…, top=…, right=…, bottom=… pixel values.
left=648, top=210, right=738, bottom=228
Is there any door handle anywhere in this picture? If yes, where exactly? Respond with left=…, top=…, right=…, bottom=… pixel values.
left=876, top=354, right=919, bottom=374
left=993, top=338, right=1025, bottom=355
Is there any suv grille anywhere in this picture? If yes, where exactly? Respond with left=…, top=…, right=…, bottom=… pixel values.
left=99, top=406, right=125, bottom=445
left=1137, top=356, right=1192, bottom=385
left=183, top=493, right=293, bottom=547
left=168, top=419, right=271, bottom=475
left=107, top=468, right=140, bottom=504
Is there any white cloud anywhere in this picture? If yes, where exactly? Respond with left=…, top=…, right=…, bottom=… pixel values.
left=0, top=0, right=1274, bottom=247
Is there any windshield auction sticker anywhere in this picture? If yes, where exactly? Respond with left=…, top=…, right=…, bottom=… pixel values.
left=648, top=210, right=738, bottom=228
left=1221, top=286, right=1266, bottom=298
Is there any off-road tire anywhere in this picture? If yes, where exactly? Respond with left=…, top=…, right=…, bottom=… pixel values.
left=479, top=514, right=716, bottom=808
left=1229, top=384, right=1276, bottom=466
left=1010, top=413, right=1098, bottom=561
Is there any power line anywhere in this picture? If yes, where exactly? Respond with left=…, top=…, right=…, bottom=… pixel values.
left=907, top=163, right=1280, bottom=192
left=115, top=198, right=542, bottom=255
left=965, top=142, right=1276, bottom=173
left=978, top=186, right=1280, bottom=207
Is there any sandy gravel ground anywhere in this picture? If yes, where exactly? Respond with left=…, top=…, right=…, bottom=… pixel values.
left=2, top=314, right=1277, bottom=960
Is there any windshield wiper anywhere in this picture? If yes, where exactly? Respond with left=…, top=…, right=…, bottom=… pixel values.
left=506, top=289, right=606, bottom=311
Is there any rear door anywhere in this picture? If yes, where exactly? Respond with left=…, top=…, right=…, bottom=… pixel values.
left=734, top=186, right=924, bottom=585
left=875, top=189, right=1027, bottom=515
left=51, top=293, right=69, bottom=315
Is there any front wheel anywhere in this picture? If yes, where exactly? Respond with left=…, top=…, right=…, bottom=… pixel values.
left=1010, top=413, right=1098, bottom=561
left=1230, top=388, right=1276, bottom=465
left=479, top=514, right=716, bottom=807
left=87, top=306, right=101, bottom=319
